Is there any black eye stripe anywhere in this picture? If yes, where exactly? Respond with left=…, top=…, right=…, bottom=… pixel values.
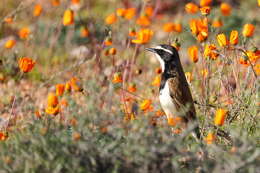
left=156, top=49, right=164, bottom=54
left=156, top=49, right=173, bottom=56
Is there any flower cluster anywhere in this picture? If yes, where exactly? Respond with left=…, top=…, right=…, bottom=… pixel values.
left=45, top=77, right=82, bottom=116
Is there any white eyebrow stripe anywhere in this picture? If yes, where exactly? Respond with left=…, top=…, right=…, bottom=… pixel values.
left=155, top=46, right=173, bottom=54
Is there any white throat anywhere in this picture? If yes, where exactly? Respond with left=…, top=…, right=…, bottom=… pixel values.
left=155, top=54, right=165, bottom=72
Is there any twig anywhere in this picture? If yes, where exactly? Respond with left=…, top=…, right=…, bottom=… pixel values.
left=2, top=72, right=23, bottom=130
left=0, top=1, right=32, bottom=26
left=39, top=55, right=93, bottom=88
left=194, top=100, right=216, bottom=108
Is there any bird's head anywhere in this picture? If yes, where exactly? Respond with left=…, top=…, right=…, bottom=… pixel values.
left=146, top=44, right=180, bottom=72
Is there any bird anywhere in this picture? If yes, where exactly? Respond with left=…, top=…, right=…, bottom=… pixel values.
left=146, top=44, right=201, bottom=139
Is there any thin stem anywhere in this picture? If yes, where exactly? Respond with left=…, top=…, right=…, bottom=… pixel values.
left=4, top=72, right=24, bottom=130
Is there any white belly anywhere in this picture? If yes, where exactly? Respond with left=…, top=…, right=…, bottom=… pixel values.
left=159, top=81, right=177, bottom=117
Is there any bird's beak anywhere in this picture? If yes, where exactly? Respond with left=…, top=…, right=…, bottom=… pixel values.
left=145, top=47, right=157, bottom=53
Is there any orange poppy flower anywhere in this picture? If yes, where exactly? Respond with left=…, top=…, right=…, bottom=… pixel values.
left=112, top=72, right=123, bottom=83
left=104, top=49, right=109, bottom=56
left=47, top=93, right=59, bottom=107
left=197, top=31, right=208, bottom=42
left=242, top=24, right=255, bottom=37
left=229, top=30, right=239, bottom=45
left=116, top=8, right=126, bottom=17
left=172, top=128, right=182, bottom=134
left=204, top=132, right=216, bottom=144
left=65, top=82, right=71, bottom=92
left=145, top=6, right=154, bottom=17
left=239, top=57, right=250, bottom=66
left=204, top=44, right=213, bottom=57
left=73, top=132, right=81, bottom=141
left=246, top=51, right=259, bottom=64
left=140, top=99, right=153, bottom=112
left=214, top=108, right=228, bottom=126
left=109, top=47, right=117, bottom=55
left=189, top=18, right=208, bottom=41
left=69, top=117, right=78, bottom=126
left=80, top=27, right=89, bottom=37
left=189, top=19, right=198, bottom=35
left=200, top=0, right=212, bottom=7
left=105, top=13, right=117, bottom=25
left=163, top=23, right=175, bottom=32
left=19, top=27, right=30, bottom=39
left=254, top=64, right=260, bottom=76
left=128, top=28, right=136, bottom=37
left=174, top=23, right=182, bottom=33
left=152, top=75, right=161, bottom=87
left=197, top=17, right=208, bottom=34
left=168, top=116, right=182, bottom=127
left=220, top=3, right=231, bottom=16
left=127, top=83, right=137, bottom=93
left=0, top=132, right=8, bottom=141
left=56, top=84, right=65, bottom=96
left=185, top=72, right=193, bottom=83
left=132, top=28, right=153, bottom=44
left=45, top=106, right=60, bottom=115
left=124, top=8, right=136, bottom=20
left=35, top=110, right=41, bottom=118
left=71, top=0, right=80, bottom=5
left=104, top=37, right=112, bottom=46
left=200, top=6, right=211, bottom=15
left=18, top=57, right=35, bottom=73
left=0, top=73, right=4, bottom=81
left=60, top=98, right=68, bottom=107
left=155, top=110, right=165, bottom=117
left=188, top=45, right=199, bottom=63
left=51, top=0, right=60, bottom=6
left=63, top=9, right=74, bottom=26
left=69, top=77, right=83, bottom=92
left=217, top=33, right=228, bottom=47
left=4, top=39, right=16, bottom=49
left=4, top=17, right=13, bottom=24
left=33, top=4, right=42, bottom=17
left=185, top=2, right=199, bottom=14
left=204, top=44, right=219, bottom=60
left=136, top=15, right=151, bottom=27
left=212, top=18, right=223, bottom=28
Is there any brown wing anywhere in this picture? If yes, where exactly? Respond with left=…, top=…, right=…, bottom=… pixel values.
left=167, top=77, right=197, bottom=122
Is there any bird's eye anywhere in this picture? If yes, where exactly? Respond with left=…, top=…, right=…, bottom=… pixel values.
left=156, top=49, right=163, bottom=55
